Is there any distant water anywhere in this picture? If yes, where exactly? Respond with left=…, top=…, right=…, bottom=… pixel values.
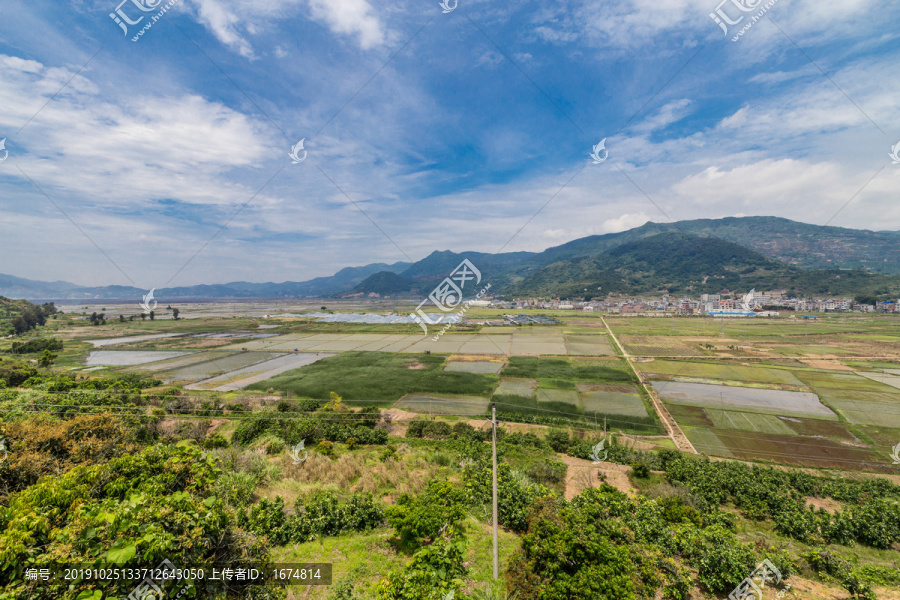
left=272, top=311, right=462, bottom=324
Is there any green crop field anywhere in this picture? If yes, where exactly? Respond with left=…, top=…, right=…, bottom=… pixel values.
left=501, top=356, right=636, bottom=383
left=702, top=408, right=796, bottom=435
left=637, top=359, right=804, bottom=385
left=495, top=378, right=537, bottom=397
left=578, top=388, right=648, bottom=418
left=248, top=351, right=496, bottom=404
left=395, top=393, right=490, bottom=416
left=682, top=427, right=733, bottom=457
left=443, top=360, right=504, bottom=374
left=535, top=388, right=579, bottom=405
left=793, top=370, right=900, bottom=426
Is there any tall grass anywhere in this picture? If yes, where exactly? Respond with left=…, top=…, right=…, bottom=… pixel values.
left=502, top=356, right=635, bottom=383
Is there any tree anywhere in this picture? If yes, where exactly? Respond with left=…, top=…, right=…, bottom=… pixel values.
left=11, top=316, right=27, bottom=334
left=38, top=350, right=57, bottom=368
left=172, top=308, right=180, bottom=319
left=119, top=314, right=125, bottom=323
left=149, top=310, right=155, bottom=320
left=140, top=313, right=147, bottom=321
left=854, top=294, right=877, bottom=306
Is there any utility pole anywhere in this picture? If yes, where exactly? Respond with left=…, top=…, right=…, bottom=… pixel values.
left=491, top=403, right=499, bottom=581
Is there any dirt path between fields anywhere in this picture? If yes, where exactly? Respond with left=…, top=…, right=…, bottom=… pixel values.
left=601, top=316, right=697, bottom=454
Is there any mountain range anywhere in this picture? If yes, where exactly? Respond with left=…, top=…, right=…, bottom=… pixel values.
left=2, top=217, right=898, bottom=301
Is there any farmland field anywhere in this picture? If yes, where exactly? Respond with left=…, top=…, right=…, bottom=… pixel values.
left=247, top=351, right=496, bottom=404
left=187, top=352, right=331, bottom=391
left=636, top=359, right=805, bottom=385
left=652, top=380, right=837, bottom=418
left=443, top=360, right=504, bottom=374
left=85, top=350, right=189, bottom=366
left=495, top=378, right=538, bottom=397
left=702, top=408, right=796, bottom=435
left=682, top=427, right=733, bottom=457
left=617, top=335, right=702, bottom=356
left=395, top=393, right=489, bottom=416
left=793, top=370, right=900, bottom=426
left=576, top=383, right=648, bottom=417
left=535, top=388, right=579, bottom=405
left=160, top=351, right=285, bottom=383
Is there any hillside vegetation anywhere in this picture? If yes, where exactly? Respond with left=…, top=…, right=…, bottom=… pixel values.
left=0, top=297, right=59, bottom=336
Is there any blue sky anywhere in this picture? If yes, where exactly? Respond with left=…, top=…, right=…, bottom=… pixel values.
left=1, top=0, right=899, bottom=287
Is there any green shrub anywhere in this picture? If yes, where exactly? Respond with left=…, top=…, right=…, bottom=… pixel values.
left=406, top=420, right=427, bottom=438
left=380, top=445, right=397, bottom=462
left=203, top=433, right=229, bottom=449
left=376, top=539, right=467, bottom=600
left=546, top=429, right=571, bottom=453
left=317, top=440, right=335, bottom=457
left=8, top=337, right=63, bottom=354
left=422, top=421, right=452, bottom=440
left=430, top=451, right=452, bottom=467
left=385, top=480, right=467, bottom=547
left=525, top=461, right=567, bottom=486
left=631, top=462, right=651, bottom=478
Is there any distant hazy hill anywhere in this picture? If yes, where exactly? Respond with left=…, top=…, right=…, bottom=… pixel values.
left=0, top=262, right=410, bottom=301
left=3, top=217, right=898, bottom=301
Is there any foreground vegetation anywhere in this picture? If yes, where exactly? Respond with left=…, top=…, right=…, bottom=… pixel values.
left=1, top=358, right=899, bottom=600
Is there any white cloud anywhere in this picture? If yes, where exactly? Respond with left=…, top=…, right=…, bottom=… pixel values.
left=306, top=0, right=386, bottom=50
left=190, top=0, right=259, bottom=58
left=601, top=212, right=652, bottom=233
left=0, top=54, right=277, bottom=207
left=184, top=0, right=388, bottom=57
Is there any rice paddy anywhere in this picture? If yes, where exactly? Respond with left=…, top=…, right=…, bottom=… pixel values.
left=652, top=380, right=837, bottom=419
left=214, top=332, right=613, bottom=356
left=69, top=308, right=898, bottom=471
left=161, top=351, right=285, bottom=383
left=637, top=360, right=804, bottom=386
left=85, top=350, right=189, bottom=366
